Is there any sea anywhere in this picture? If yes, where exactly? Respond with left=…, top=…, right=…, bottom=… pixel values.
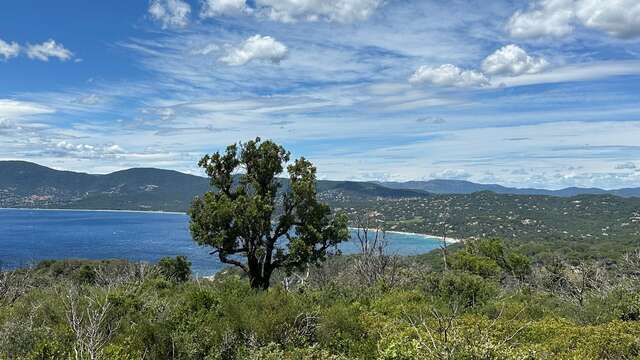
left=0, top=208, right=443, bottom=276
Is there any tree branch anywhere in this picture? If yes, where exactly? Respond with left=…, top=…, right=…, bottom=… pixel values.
left=218, top=253, right=249, bottom=273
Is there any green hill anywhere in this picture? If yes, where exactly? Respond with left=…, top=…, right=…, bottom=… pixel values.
left=0, top=161, right=427, bottom=211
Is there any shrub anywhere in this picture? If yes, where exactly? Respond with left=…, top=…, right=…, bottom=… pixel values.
left=424, top=271, right=498, bottom=309
left=452, top=251, right=501, bottom=278
left=158, top=256, right=192, bottom=283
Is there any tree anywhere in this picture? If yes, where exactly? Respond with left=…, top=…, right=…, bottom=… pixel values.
left=189, top=138, right=349, bottom=289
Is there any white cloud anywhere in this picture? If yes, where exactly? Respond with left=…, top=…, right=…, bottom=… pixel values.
left=219, top=35, right=288, bottom=66
left=409, top=64, right=489, bottom=88
left=142, top=106, right=177, bottom=121
left=75, top=94, right=102, bottom=106
left=507, top=0, right=575, bottom=39
left=201, top=0, right=248, bottom=17
left=149, top=0, right=191, bottom=29
left=482, top=44, right=549, bottom=76
left=255, top=0, right=383, bottom=23
left=54, top=141, right=126, bottom=159
left=192, top=43, right=219, bottom=55
left=508, top=0, right=640, bottom=39
left=0, top=99, right=55, bottom=119
left=430, top=169, right=472, bottom=180
left=492, top=60, right=640, bottom=87
left=26, top=40, right=73, bottom=61
left=576, top=0, right=640, bottom=39
left=0, top=38, right=20, bottom=60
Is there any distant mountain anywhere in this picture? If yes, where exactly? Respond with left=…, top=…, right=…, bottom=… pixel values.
left=2, top=161, right=638, bottom=213
left=379, top=179, right=640, bottom=198
left=0, top=161, right=427, bottom=212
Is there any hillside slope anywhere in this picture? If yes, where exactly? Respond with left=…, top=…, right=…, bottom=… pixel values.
left=0, top=161, right=428, bottom=211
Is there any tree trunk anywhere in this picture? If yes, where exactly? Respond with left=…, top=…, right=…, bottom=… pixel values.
left=249, top=274, right=270, bottom=290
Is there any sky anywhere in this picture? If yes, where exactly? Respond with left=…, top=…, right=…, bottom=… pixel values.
left=1, top=0, right=640, bottom=189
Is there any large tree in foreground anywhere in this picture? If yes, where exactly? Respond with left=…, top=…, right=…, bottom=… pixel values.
left=189, top=138, right=349, bottom=289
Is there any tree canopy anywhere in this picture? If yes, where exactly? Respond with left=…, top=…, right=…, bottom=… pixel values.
left=189, top=138, right=349, bottom=289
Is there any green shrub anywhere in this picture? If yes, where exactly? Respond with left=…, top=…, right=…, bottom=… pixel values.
left=452, top=251, right=501, bottom=278
left=424, top=271, right=498, bottom=309
left=158, top=256, right=192, bottom=283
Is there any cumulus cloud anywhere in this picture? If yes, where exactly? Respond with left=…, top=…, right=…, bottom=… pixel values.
left=409, top=64, right=489, bottom=88
left=219, top=35, right=288, bottom=66
left=576, top=0, right=640, bottom=39
left=26, top=40, right=73, bottom=61
left=201, top=0, right=248, bottom=17
left=0, top=38, right=20, bottom=60
left=507, top=0, right=575, bottom=39
left=482, top=44, right=549, bottom=77
left=508, top=0, right=640, bottom=39
left=54, top=141, right=126, bottom=159
left=255, top=0, right=383, bottom=23
left=149, top=0, right=191, bottom=29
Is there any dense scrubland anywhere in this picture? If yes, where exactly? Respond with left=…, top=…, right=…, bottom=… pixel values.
left=2, top=236, right=640, bottom=359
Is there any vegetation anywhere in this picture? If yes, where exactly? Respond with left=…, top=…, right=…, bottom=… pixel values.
left=190, top=138, right=349, bottom=289
left=328, top=192, right=640, bottom=261
left=2, top=238, right=640, bottom=359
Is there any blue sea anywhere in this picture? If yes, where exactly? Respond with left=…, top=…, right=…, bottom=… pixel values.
left=0, top=209, right=442, bottom=275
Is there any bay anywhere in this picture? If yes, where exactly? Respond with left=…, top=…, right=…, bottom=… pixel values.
left=0, top=209, right=442, bottom=275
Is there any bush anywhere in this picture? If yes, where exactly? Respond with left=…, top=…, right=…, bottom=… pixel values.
left=452, top=251, right=501, bottom=278
left=158, top=256, right=192, bottom=283
left=424, top=271, right=498, bottom=309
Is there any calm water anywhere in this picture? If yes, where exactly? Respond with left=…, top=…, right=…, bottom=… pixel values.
left=0, top=209, right=442, bottom=275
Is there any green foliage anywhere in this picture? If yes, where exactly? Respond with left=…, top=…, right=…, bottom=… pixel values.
left=507, top=252, right=532, bottom=280
left=424, top=271, right=498, bottom=309
left=190, top=138, right=349, bottom=289
left=330, top=192, right=640, bottom=261
left=75, top=264, right=97, bottom=284
left=158, top=255, right=192, bottom=283
left=452, top=251, right=501, bottom=278
left=2, top=243, right=640, bottom=359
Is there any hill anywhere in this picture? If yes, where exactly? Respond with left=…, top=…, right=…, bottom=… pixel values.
left=380, top=179, right=640, bottom=197
left=0, top=161, right=427, bottom=211
left=328, top=191, right=640, bottom=260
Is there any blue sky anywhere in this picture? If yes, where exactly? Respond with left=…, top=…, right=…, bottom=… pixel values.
left=1, top=0, right=640, bottom=189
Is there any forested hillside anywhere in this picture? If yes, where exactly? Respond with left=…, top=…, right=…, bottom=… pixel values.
left=0, top=161, right=426, bottom=211
left=328, top=192, right=640, bottom=260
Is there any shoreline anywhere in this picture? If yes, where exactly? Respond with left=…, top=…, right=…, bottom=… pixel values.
left=0, top=207, right=187, bottom=216
left=348, top=227, right=461, bottom=244
left=1, top=207, right=461, bottom=244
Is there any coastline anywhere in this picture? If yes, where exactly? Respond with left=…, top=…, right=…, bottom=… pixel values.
left=348, top=227, right=461, bottom=244
left=0, top=207, right=187, bottom=216
left=1, top=207, right=461, bottom=244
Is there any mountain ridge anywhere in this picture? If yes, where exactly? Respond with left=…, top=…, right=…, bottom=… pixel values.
left=0, top=161, right=427, bottom=211
left=379, top=179, right=640, bottom=198
left=1, top=161, right=639, bottom=213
